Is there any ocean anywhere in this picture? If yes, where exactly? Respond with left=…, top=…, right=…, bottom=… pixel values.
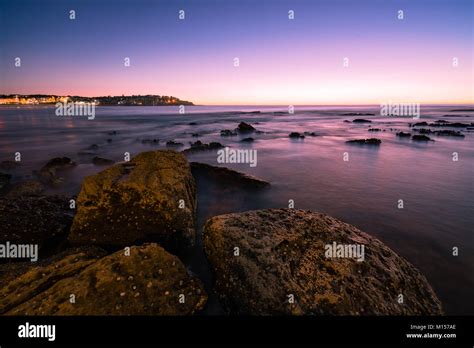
left=0, top=104, right=472, bottom=314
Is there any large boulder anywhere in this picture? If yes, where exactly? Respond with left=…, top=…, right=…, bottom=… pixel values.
left=203, top=209, right=442, bottom=315
left=0, top=244, right=207, bottom=315
left=69, top=151, right=196, bottom=251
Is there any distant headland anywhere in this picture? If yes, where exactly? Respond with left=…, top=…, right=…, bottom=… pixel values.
left=0, top=94, right=194, bottom=106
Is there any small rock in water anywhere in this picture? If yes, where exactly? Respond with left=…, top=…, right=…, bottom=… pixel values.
left=37, top=157, right=77, bottom=186
left=346, top=138, right=381, bottom=145
left=289, top=132, right=305, bottom=139
left=240, top=137, right=254, bottom=142
left=352, top=119, right=372, bottom=123
left=396, top=132, right=411, bottom=137
left=236, top=122, right=256, bottom=133
left=92, top=157, right=115, bottom=166
left=166, top=140, right=184, bottom=147
left=412, top=135, right=433, bottom=141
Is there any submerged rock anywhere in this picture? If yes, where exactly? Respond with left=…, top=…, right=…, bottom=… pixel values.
left=412, top=135, right=433, bottom=141
left=342, top=113, right=375, bottom=116
left=0, top=244, right=207, bottom=315
left=411, top=122, right=428, bottom=127
left=220, top=129, right=237, bottom=137
left=396, top=132, right=411, bottom=137
left=203, top=209, right=443, bottom=315
left=0, top=195, right=72, bottom=256
left=352, top=119, right=372, bottom=123
left=141, top=139, right=160, bottom=145
left=36, top=157, right=76, bottom=186
left=346, top=138, right=381, bottom=145
left=166, top=140, right=184, bottom=147
left=303, top=132, right=318, bottom=137
left=240, top=137, right=254, bottom=143
left=69, top=151, right=196, bottom=251
left=92, top=156, right=115, bottom=166
left=182, top=141, right=224, bottom=154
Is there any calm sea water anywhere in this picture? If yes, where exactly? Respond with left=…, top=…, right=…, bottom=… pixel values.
left=0, top=105, right=473, bottom=315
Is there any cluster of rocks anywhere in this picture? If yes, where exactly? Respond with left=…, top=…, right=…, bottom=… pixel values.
left=0, top=149, right=443, bottom=316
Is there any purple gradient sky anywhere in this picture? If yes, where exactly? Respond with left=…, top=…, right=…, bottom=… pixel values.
left=0, top=0, right=472, bottom=105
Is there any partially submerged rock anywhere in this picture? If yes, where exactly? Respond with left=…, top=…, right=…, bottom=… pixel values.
left=240, top=137, right=254, bottom=143
left=69, top=151, right=196, bottom=251
left=346, top=138, right=381, bottom=145
left=289, top=132, right=305, bottom=139
left=0, top=244, right=207, bottom=315
left=236, top=122, right=256, bottom=133
left=203, top=209, right=443, bottom=315
left=36, top=157, right=76, bottom=186
left=190, top=162, right=269, bottom=191
left=92, top=156, right=115, bottom=166
left=412, top=135, right=433, bottom=141
left=182, top=141, right=224, bottom=154
left=396, top=132, right=411, bottom=137
left=166, top=140, right=184, bottom=147
left=352, top=119, right=372, bottom=123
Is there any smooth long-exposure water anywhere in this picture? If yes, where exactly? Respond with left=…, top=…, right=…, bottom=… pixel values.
left=0, top=105, right=472, bottom=314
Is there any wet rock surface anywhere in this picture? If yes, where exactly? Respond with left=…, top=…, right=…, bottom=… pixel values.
left=69, top=151, right=196, bottom=252
left=203, top=209, right=443, bottom=315
left=0, top=244, right=207, bottom=315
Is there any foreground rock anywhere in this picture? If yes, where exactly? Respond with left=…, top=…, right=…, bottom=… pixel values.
left=69, top=151, right=196, bottom=251
left=203, top=209, right=442, bottom=315
left=0, top=195, right=72, bottom=256
left=0, top=244, right=207, bottom=315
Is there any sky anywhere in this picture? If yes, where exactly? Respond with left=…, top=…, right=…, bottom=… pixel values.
left=0, top=0, right=472, bottom=105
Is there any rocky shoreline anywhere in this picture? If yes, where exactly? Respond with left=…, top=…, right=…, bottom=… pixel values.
left=0, top=150, right=443, bottom=315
